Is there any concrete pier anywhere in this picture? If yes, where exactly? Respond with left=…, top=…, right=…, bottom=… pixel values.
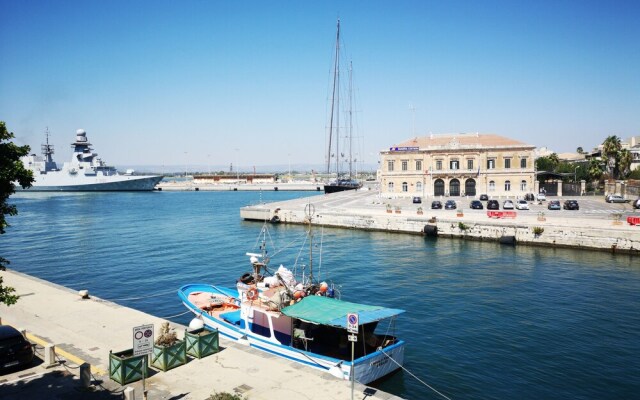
left=157, top=181, right=324, bottom=192
left=240, top=189, right=640, bottom=254
left=0, top=270, right=402, bottom=399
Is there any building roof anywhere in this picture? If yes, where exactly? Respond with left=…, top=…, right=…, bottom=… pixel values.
left=391, top=133, right=534, bottom=151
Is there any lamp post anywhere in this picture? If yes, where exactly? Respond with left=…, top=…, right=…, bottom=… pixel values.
left=235, top=148, right=239, bottom=183
left=184, top=152, right=188, bottom=180
left=575, top=166, right=579, bottom=183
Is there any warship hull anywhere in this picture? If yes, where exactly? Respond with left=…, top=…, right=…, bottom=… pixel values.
left=20, top=175, right=163, bottom=192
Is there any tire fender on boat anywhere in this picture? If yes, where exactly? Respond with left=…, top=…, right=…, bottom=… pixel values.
left=247, top=287, right=259, bottom=301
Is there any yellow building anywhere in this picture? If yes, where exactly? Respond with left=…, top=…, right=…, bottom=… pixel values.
left=379, top=133, right=536, bottom=198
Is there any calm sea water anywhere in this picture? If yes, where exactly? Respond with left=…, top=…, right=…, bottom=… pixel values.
left=2, top=191, right=639, bottom=399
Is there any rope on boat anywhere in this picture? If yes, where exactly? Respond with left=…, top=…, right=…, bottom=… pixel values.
left=95, top=288, right=177, bottom=302
left=379, top=348, right=453, bottom=400
left=160, top=309, right=193, bottom=319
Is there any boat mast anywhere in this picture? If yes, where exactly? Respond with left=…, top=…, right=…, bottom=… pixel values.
left=348, top=61, right=353, bottom=179
left=326, top=19, right=340, bottom=175
left=41, top=127, right=55, bottom=164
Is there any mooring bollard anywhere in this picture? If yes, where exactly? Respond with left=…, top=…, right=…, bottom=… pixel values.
left=124, top=387, right=135, bottom=400
left=79, top=362, right=91, bottom=387
left=44, top=343, right=57, bottom=368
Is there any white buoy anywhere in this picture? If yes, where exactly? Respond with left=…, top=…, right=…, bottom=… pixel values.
left=78, top=290, right=89, bottom=299
left=188, top=317, right=204, bottom=332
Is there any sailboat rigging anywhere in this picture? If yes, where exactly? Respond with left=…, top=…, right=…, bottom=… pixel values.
left=324, top=19, right=362, bottom=194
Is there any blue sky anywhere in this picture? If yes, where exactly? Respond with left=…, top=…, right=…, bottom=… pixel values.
left=1, top=0, right=639, bottom=171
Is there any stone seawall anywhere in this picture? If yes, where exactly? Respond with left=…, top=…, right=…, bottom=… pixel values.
left=241, top=204, right=640, bottom=255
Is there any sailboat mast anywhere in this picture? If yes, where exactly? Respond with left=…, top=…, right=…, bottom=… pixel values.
left=326, top=19, right=340, bottom=175
left=348, top=61, right=353, bottom=178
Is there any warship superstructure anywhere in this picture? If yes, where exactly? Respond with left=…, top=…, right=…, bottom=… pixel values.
left=19, top=129, right=163, bottom=191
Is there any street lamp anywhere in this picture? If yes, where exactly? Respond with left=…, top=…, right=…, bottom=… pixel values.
left=575, top=166, right=579, bottom=183
left=184, top=152, right=188, bottom=180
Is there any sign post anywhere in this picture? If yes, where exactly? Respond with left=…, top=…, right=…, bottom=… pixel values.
left=347, top=313, right=359, bottom=400
left=133, top=324, right=154, bottom=400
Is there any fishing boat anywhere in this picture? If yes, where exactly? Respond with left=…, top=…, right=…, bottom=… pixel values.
left=178, top=209, right=405, bottom=384
left=18, top=128, right=163, bottom=191
left=323, top=19, right=362, bottom=194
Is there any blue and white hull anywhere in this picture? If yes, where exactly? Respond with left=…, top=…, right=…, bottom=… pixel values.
left=179, top=283, right=405, bottom=385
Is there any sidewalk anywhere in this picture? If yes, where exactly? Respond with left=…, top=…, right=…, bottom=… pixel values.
left=0, top=270, right=401, bottom=400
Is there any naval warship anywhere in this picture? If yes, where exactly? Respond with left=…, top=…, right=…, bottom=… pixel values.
left=19, top=129, right=163, bottom=191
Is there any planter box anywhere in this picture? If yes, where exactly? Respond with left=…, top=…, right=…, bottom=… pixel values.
left=150, top=340, right=187, bottom=372
left=109, top=349, right=148, bottom=385
left=185, top=328, right=219, bottom=359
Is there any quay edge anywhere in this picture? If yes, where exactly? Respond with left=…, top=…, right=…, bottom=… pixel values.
left=240, top=192, right=640, bottom=255
left=0, top=269, right=402, bottom=400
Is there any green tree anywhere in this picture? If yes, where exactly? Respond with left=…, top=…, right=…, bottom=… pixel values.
left=576, top=146, right=584, bottom=154
left=618, top=149, right=632, bottom=179
left=602, top=135, right=622, bottom=178
left=1, top=121, right=34, bottom=305
left=587, top=157, right=604, bottom=184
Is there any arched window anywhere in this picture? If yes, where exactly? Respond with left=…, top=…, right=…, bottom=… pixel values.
left=402, top=182, right=408, bottom=192
left=449, top=179, right=460, bottom=196
left=416, top=181, right=422, bottom=192
left=434, top=179, right=445, bottom=196
left=465, top=179, right=476, bottom=196
left=520, top=180, right=527, bottom=191
left=489, top=180, right=495, bottom=191
left=505, top=180, right=511, bottom=191
left=388, top=182, right=394, bottom=192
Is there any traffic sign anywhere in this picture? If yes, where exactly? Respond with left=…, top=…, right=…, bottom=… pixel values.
left=348, top=334, right=358, bottom=342
left=133, top=324, right=154, bottom=356
left=347, top=313, right=359, bottom=334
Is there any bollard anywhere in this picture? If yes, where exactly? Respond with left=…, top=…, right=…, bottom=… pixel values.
left=79, top=362, right=91, bottom=387
left=44, top=343, right=57, bottom=368
left=123, top=387, right=135, bottom=400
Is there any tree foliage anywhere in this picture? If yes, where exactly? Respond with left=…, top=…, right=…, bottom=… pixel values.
left=602, top=135, right=622, bottom=179
left=1, top=121, right=34, bottom=306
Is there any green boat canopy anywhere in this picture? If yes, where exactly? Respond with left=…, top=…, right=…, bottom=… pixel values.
left=281, top=296, right=405, bottom=328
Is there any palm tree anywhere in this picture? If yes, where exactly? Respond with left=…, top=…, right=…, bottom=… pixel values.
left=602, top=135, right=622, bottom=178
left=618, top=149, right=632, bottom=179
left=587, top=158, right=604, bottom=182
left=548, top=153, right=560, bottom=170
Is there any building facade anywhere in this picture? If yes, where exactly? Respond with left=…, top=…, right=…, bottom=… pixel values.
left=379, top=133, right=536, bottom=198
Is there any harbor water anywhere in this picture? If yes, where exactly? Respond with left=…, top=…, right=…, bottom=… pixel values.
left=2, top=191, right=639, bottom=399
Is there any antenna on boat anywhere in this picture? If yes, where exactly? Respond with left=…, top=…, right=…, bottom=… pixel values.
left=304, top=203, right=316, bottom=284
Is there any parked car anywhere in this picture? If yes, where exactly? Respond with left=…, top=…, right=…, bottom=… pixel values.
left=537, top=193, right=547, bottom=201
left=431, top=200, right=443, bottom=209
left=605, top=194, right=627, bottom=203
left=503, top=200, right=515, bottom=210
left=487, top=200, right=500, bottom=210
left=470, top=200, right=484, bottom=209
left=444, top=200, right=457, bottom=210
left=479, top=194, right=489, bottom=201
left=0, top=325, right=34, bottom=371
left=547, top=200, right=561, bottom=210
left=634, top=198, right=640, bottom=210
left=412, top=196, right=422, bottom=204
left=563, top=200, right=580, bottom=210
left=515, top=199, right=530, bottom=210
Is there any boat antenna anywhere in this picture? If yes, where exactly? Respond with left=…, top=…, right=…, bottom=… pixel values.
left=304, top=203, right=315, bottom=284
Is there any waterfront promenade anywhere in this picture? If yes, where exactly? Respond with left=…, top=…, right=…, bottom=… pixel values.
left=0, top=270, right=400, bottom=400
left=240, top=187, right=640, bottom=254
